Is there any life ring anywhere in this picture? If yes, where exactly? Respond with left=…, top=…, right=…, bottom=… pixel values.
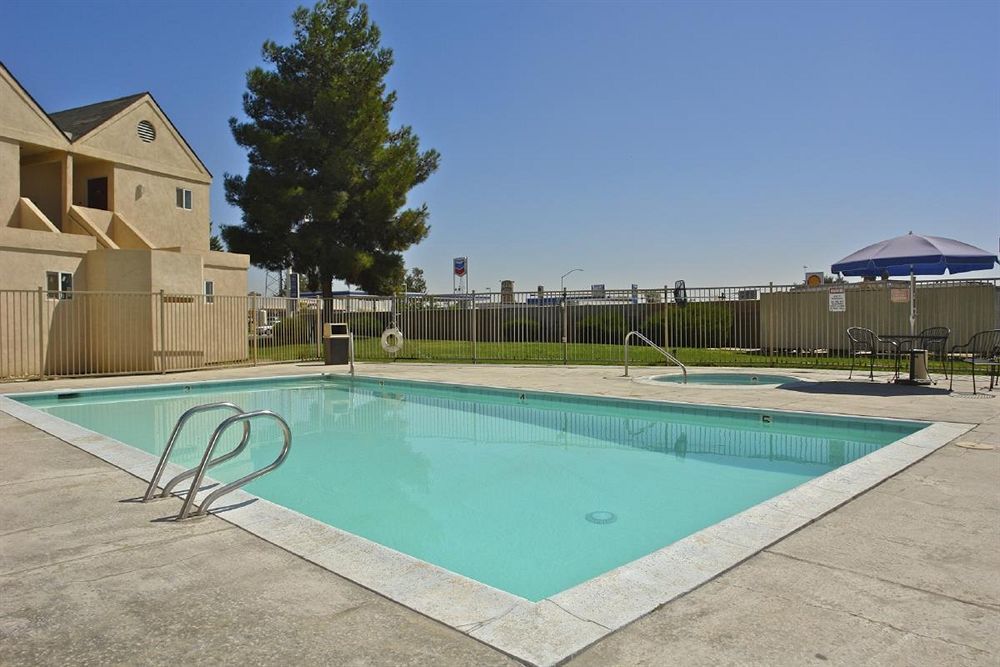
left=380, top=327, right=404, bottom=354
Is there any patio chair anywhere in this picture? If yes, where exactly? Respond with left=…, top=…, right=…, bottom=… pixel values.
left=917, top=326, right=950, bottom=380
left=948, top=329, right=1000, bottom=394
left=847, top=327, right=896, bottom=380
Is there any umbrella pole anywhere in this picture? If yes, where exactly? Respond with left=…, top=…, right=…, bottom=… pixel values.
left=909, top=270, right=916, bottom=335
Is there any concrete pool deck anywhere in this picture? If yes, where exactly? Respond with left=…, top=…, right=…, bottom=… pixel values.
left=1, top=363, right=998, bottom=665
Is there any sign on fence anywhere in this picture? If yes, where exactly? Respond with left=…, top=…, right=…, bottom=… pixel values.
left=828, top=286, right=846, bottom=312
left=805, top=272, right=824, bottom=288
left=890, top=287, right=910, bottom=303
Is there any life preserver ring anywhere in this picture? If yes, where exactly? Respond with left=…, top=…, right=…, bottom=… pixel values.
left=380, top=327, right=404, bottom=354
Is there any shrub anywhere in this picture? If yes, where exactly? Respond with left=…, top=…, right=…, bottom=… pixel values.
left=345, top=312, right=391, bottom=337
left=650, top=302, right=733, bottom=347
left=272, top=312, right=316, bottom=343
left=640, top=312, right=667, bottom=346
left=502, top=318, right=541, bottom=342
left=575, top=311, right=625, bottom=344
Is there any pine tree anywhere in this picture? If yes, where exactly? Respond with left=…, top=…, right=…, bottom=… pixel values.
left=223, top=0, right=440, bottom=296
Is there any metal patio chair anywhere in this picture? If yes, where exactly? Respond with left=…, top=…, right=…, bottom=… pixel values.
left=917, top=326, right=950, bottom=381
left=949, top=329, right=1000, bottom=394
left=847, top=327, right=897, bottom=381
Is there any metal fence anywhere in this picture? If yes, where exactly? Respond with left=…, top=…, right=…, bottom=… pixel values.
left=327, top=279, right=999, bottom=372
left=0, top=289, right=322, bottom=380
left=1, top=278, right=997, bottom=381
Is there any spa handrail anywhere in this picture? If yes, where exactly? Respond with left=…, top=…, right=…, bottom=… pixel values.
left=143, top=402, right=249, bottom=502
left=623, top=331, right=688, bottom=382
left=177, top=410, right=292, bottom=520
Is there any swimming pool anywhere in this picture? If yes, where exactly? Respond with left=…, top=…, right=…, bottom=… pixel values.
left=14, top=374, right=923, bottom=602
left=651, top=372, right=804, bottom=386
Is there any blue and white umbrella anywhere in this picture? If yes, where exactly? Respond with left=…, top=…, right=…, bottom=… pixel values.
left=831, top=232, right=998, bottom=333
left=831, top=233, right=997, bottom=277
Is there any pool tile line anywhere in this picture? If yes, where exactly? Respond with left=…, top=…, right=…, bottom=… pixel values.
left=330, top=374, right=928, bottom=431
left=0, top=393, right=973, bottom=667
left=10, top=371, right=929, bottom=435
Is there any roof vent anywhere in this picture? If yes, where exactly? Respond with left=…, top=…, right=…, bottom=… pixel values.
left=137, top=120, right=156, bottom=143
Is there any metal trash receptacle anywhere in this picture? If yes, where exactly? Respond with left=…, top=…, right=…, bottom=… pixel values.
left=910, top=348, right=930, bottom=383
left=323, top=323, right=350, bottom=365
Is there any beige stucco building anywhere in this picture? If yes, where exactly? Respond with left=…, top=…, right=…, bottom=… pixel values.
left=1, top=63, right=252, bottom=377
left=1, top=62, right=248, bottom=295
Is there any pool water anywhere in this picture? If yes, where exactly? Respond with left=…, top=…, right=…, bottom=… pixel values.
left=15, top=375, right=923, bottom=601
left=654, top=372, right=804, bottom=385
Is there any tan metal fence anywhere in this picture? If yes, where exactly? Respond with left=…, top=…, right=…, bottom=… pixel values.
left=1, top=278, right=997, bottom=381
left=0, top=289, right=321, bottom=380
left=326, top=279, right=999, bottom=372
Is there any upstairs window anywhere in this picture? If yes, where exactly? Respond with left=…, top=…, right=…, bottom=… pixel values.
left=176, top=188, right=192, bottom=210
left=46, top=271, right=73, bottom=300
left=205, top=280, right=215, bottom=305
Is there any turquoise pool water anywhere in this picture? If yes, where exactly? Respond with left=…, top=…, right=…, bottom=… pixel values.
left=654, top=372, right=804, bottom=385
left=15, top=376, right=924, bottom=601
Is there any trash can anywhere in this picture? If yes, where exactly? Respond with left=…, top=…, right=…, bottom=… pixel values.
left=323, top=323, right=351, bottom=365
left=910, top=348, right=931, bottom=383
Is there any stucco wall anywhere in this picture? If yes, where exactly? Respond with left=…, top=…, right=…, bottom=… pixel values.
left=20, top=161, right=62, bottom=228
left=69, top=206, right=115, bottom=240
left=0, top=227, right=93, bottom=290
left=77, top=101, right=208, bottom=182
left=0, top=139, right=19, bottom=228
left=113, top=166, right=209, bottom=250
left=150, top=249, right=204, bottom=293
left=0, top=229, right=91, bottom=378
left=204, top=250, right=249, bottom=297
left=85, top=248, right=153, bottom=292
left=0, top=71, right=67, bottom=150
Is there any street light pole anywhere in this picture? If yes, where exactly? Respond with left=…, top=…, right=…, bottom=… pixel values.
left=561, top=268, right=583, bottom=290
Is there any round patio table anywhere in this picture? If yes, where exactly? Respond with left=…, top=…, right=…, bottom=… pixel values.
left=878, top=333, right=932, bottom=385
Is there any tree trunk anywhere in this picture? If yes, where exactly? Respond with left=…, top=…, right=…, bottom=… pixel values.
left=321, top=271, right=334, bottom=300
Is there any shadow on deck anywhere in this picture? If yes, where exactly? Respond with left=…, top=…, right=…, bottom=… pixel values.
left=779, top=380, right=952, bottom=397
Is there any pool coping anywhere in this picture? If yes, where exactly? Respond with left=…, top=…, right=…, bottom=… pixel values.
left=0, top=374, right=975, bottom=667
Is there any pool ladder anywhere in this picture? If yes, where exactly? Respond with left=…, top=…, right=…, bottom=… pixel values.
left=623, top=330, right=688, bottom=382
left=141, top=403, right=292, bottom=520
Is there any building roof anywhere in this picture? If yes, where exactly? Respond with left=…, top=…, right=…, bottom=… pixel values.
left=2, top=61, right=210, bottom=177
left=48, top=93, right=148, bottom=140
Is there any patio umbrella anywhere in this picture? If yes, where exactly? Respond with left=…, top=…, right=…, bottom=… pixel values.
left=831, top=232, right=999, bottom=333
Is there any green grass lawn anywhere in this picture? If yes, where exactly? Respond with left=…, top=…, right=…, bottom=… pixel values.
left=255, top=342, right=320, bottom=363
left=251, top=336, right=964, bottom=377
left=340, top=337, right=956, bottom=374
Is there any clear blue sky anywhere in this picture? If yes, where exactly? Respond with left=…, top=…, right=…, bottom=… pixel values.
left=5, top=0, right=998, bottom=293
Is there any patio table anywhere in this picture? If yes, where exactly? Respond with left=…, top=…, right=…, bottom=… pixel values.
left=878, top=333, right=932, bottom=385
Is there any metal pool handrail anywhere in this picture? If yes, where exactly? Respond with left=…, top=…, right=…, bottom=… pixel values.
left=349, top=332, right=355, bottom=376
left=624, top=330, right=688, bottom=382
left=177, top=410, right=292, bottom=520
left=143, top=402, right=249, bottom=502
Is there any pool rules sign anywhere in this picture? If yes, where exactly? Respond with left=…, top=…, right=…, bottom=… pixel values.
left=828, top=286, right=846, bottom=312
